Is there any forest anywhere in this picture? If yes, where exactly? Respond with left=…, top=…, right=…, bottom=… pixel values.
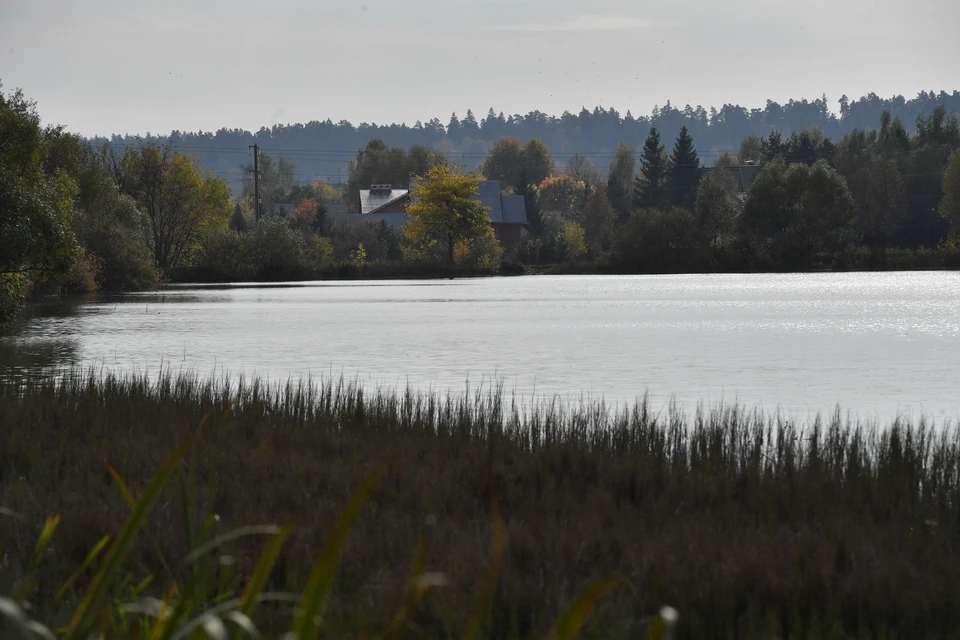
left=90, top=90, right=960, bottom=195
left=3, top=81, right=960, bottom=330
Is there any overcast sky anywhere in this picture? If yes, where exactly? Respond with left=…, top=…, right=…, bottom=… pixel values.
left=1, top=0, right=957, bottom=137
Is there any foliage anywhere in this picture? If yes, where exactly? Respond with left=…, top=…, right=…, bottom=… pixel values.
left=615, top=208, right=710, bottom=273
left=538, top=175, right=585, bottom=220
left=635, top=127, right=670, bottom=211
left=738, top=136, right=762, bottom=163
left=197, top=229, right=257, bottom=281
left=580, top=185, right=617, bottom=257
left=455, top=227, right=503, bottom=270
left=114, top=143, right=231, bottom=270
left=740, top=158, right=856, bottom=268
left=404, top=164, right=491, bottom=266
left=345, top=139, right=445, bottom=211
left=606, top=142, right=636, bottom=220
left=290, top=198, right=321, bottom=234
left=251, top=216, right=308, bottom=280
left=0, top=84, right=79, bottom=328
left=556, top=221, right=587, bottom=262
left=97, top=90, right=960, bottom=197
left=564, top=153, right=603, bottom=185
left=667, top=126, right=701, bottom=208
left=481, top=138, right=553, bottom=190
left=695, top=174, right=740, bottom=248
left=942, top=151, right=960, bottom=241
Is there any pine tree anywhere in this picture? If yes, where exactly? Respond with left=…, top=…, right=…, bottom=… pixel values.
left=668, top=126, right=701, bottom=208
left=761, top=131, right=785, bottom=162
left=635, top=126, right=667, bottom=209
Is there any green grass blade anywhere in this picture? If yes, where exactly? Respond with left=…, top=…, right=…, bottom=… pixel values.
left=33, top=515, right=60, bottom=566
left=238, top=526, right=291, bottom=617
left=63, top=439, right=194, bottom=640
left=549, top=579, right=620, bottom=640
left=106, top=464, right=137, bottom=510
left=291, top=469, right=382, bottom=640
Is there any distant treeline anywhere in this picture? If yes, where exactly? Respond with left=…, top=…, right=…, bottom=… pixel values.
left=91, top=90, right=960, bottom=195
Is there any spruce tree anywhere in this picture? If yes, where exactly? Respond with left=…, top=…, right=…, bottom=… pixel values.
left=668, top=125, right=701, bottom=209
left=635, top=126, right=667, bottom=209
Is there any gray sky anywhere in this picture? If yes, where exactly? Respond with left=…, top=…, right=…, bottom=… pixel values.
left=1, top=0, right=957, bottom=137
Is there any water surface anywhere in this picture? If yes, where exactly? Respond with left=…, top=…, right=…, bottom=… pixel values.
left=2, top=273, right=958, bottom=421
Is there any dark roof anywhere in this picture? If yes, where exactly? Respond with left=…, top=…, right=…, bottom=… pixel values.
left=475, top=181, right=503, bottom=223
left=501, top=195, right=528, bottom=224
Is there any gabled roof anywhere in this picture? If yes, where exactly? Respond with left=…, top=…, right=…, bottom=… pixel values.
left=475, top=180, right=504, bottom=223
left=359, top=188, right=409, bottom=214
left=501, top=195, right=528, bottom=224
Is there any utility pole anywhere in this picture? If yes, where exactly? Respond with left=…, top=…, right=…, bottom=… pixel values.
left=249, top=144, right=261, bottom=221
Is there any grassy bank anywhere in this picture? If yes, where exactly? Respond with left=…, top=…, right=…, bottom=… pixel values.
left=166, top=260, right=527, bottom=285
left=1, top=372, right=959, bottom=638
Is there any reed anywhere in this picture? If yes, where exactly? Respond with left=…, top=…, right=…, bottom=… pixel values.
left=1, top=370, right=957, bottom=637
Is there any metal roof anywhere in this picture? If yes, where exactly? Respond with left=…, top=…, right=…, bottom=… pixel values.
left=359, top=188, right=409, bottom=214
left=475, top=180, right=503, bottom=223
left=362, top=180, right=527, bottom=229
left=501, top=195, right=528, bottom=225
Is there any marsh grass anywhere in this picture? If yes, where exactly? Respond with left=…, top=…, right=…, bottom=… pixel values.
left=1, top=371, right=958, bottom=638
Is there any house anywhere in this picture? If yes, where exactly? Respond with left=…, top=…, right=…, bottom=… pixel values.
left=353, top=181, right=529, bottom=251
left=360, top=185, right=410, bottom=214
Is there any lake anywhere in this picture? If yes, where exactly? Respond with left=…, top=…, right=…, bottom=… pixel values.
left=2, top=272, right=958, bottom=422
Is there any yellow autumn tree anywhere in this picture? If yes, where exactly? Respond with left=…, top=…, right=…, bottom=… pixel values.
left=404, top=164, right=491, bottom=267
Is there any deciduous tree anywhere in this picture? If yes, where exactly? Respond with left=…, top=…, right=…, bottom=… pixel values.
left=404, top=165, right=491, bottom=267
left=606, top=142, right=635, bottom=220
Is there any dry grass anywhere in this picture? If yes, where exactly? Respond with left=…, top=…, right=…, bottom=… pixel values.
left=1, top=371, right=958, bottom=638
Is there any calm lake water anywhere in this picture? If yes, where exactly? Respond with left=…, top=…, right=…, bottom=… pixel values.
left=2, top=273, right=959, bottom=422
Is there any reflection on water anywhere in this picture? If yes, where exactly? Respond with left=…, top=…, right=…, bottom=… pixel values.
left=2, top=273, right=959, bottom=421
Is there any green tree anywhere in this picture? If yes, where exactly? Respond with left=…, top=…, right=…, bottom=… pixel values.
left=740, top=158, right=856, bottom=268
left=0, top=84, right=78, bottom=327
left=615, top=207, right=709, bottom=273
left=607, top=142, right=636, bottom=220
left=668, top=126, right=701, bottom=208
left=229, top=202, right=249, bottom=233
left=252, top=216, right=307, bottom=279
left=556, top=221, right=587, bottom=262
left=580, top=185, right=617, bottom=256
left=710, top=152, right=742, bottom=194
left=761, top=131, right=786, bottom=162
left=539, top=175, right=585, bottom=220
left=695, top=174, right=740, bottom=247
left=521, top=138, right=554, bottom=187
left=634, top=127, right=667, bottom=210
left=116, top=143, right=231, bottom=270
left=834, top=128, right=906, bottom=263
left=481, top=138, right=523, bottom=189
left=739, top=136, right=763, bottom=164
left=482, top=138, right=553, bottom=190
left=941, top=151, right=960, bottom=241
left=404, top=164, right=491, bottom=267
left=344, top=140, right=444, bottom=211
